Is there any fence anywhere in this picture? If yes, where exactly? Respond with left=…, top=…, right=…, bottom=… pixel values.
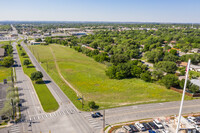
left=170, top=87, right=200, bottom=97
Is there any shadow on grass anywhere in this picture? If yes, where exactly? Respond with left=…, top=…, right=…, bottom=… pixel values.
left=36, top=80, right=51, bottom=84
left=27, top=66, right=35, bottom=68
left=93, top=105, right=99, bottom=110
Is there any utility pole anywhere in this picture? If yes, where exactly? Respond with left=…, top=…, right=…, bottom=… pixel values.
left=103, top=110, right=105, bottom=133
left=82, top=95, right=84, bottom=110
left=176, top=59, right=191, bottom=133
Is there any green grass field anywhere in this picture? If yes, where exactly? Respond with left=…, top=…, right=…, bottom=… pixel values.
left=0, top=41, right=12, bottom=82
left=0, top=67, right=11, bottom=82
left=16, top=45, right=59, bottom=112
left=0, top=41, right=12, bottom=46
left=29, top=44, right=193, bottom=110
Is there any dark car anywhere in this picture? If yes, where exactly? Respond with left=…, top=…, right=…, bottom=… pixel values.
left=142, top=123, right=152, bottom=130
left=95, top=112, right=103, bottom=117
left=148, top=122, right=159, bottom=130
left=148, top=130, right=156, bottom=133
left=129, top=124, right=139, bottom=132
left=91, top=114, right=98, bottom=118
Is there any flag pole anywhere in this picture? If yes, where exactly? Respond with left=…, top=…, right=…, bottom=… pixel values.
left=176, top=59, right=191, bottom=133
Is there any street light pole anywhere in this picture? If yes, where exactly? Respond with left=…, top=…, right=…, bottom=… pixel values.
left=176, top=59, right=191, bottom=133
left=82, top=95, right=84, bottom=110
left=103, top=110, right=105, bottom=133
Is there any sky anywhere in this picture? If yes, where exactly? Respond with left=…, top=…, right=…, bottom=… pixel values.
left=0, top=0, right=200, bottom=23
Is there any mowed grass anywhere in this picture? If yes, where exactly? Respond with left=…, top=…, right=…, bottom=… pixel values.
left=16, top=45, right=59, bottom=112
left=0, top=41, right=12, bottom=46
left=0, top=67, right=11, bottom=82
left=0, top=41, right=12, bottom=82
left=29, top=44, right=192, bottom=109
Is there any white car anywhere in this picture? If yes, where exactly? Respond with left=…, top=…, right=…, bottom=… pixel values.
left=153, top=119, right=164, bottom=129
left=161, top=129, right=169, bottom=133
left=188, top=116, right=196, bottom=124
left=135, top=122, right=145, bottom=131
left=122, top=125, right=132, bottom=132
left=195, top=125, right=200, bottom=132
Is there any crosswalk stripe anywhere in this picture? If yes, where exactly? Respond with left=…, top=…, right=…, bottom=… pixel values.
left=64, top=110, right=68, bottom=115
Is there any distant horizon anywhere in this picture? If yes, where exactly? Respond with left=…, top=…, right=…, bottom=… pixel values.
left=0, top=20, right=199, bottom=24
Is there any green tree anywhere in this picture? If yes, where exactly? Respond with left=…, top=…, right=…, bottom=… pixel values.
left=169, top=49, right=177, bottom=55
left=179, top=79, right=191, bottom=89
left=140, top=72, right=151, bottom=82
left=35, top=38, right=42, bottom=42
left=144, top=49, right=164, bottom=63
left=88, top=101, right=96, bottom=109
left=161, top=74, right=179, bottom=89
left=31, top=71, right=43, bottom=83
left=155, top=61, right=177, bottom=73
left=163, top=54, right=179, bottom=62
left=23, top=59, right=31, bottom=67
left=131, top=65, right=142, bottom=78
left=189, top=84, right=199, bottom=93
left=105, top=65, right=117, bottom=79
left=21, top=52, right=26, bottom=56
left=1, top=56, right=14, bottom=67
left=152, top=70, right=164, bottom=81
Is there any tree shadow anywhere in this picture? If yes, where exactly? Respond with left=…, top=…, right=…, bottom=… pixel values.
left=20, top=106, right=29, bottom=112
left=36, top=80, right=51, bottom=84
left=27, top=66, right=35, bottom=68
left=19, top=99, right=26, bottom=103
left=93, top=105, right=99, bottom=110
left=18, top=93, right=24, bottom=96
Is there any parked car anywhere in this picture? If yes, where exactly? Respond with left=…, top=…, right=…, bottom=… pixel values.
left=148, top=122, right=159, bottom=130
left=161, top=129, right=169, bottom=133
left=91, top=112, right=103, bottom=118
left=149, top=130, right=156, bottom=133
left=122, top=125, right=132, bottom=133
left=188, top=116, right=196, bottom=124
left=142, top=123, right=152, bottom=130
left=129, top=124, right=139, bottom=132
left=135, top=122, right=146, bottom=131
left=91, top=113, right=98, bottom=118
left=95, top=112, right=103, bottom=117
left=153, top=119, right=164, bottom=129
left=195, top=125, right=200, bottom=132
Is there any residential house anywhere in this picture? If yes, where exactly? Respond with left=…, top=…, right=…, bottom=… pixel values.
left=177, top=62, right=188, bottom=67
left=191, top=48, right=200, bottom=53
left=190, top=65, right=200, bottom=72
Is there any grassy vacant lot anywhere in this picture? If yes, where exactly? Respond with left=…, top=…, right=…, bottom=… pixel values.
left=0, top=41, right=11, bottom=46
left=29, top=44, right=192, bottom=110
left=16, top=45, right=59, bottom=112
left=0, top=67, right=11, bottom=82
left=0, top=41, right=12, bottom=82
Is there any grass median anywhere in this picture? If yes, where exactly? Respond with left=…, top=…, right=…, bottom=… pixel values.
left=16, top=45, right=59, bottom=112
left=29, top=44, right=192, bottom=110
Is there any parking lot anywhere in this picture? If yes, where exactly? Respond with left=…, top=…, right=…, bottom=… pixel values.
left=112, top=115, right=200, bottom=133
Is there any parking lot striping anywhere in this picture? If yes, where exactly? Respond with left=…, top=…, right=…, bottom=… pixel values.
left=106, top=104, right=200, bottom=118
